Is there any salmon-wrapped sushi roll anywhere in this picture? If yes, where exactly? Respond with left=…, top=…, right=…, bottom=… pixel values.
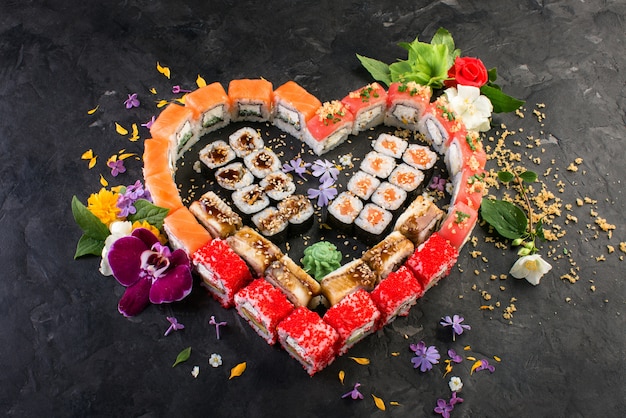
left=228, top=78, right=273, bottom=122
left=144, top=171, right=184, bottom=213
left=384, top=81, right=431, bottom=131
left=445, top=130, right=487, bottom=177
left=438, top=201, right=479, bottom=250
left=163, top=207, right=212, bottom=256
left=417, top=96, right=465, bottom=154
left=272, top=81, right=321, bottom=140
left=449, top=169, right=487, bottom=210
left=303, top=100, right=354, bottom=155
left=150, top=103, right=198, bottom=163
left=142, top=136, right=173, bottom=179
left=341, top=82, right=388, bottom=134
left=184, top=81, right=231, bottom=136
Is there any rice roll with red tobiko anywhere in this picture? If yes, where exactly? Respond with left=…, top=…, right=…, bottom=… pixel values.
left=372, top=133, right=408, bottom=159
left=264, top=255, right=321, bottom=308
left=303, top=100, right=354, bottom=156
left=198, top=140, right=236, bottom=170
left=384, top=81, right=432, bottom=131
left=341, top=82, right=388, bottom=135
left=405, top=232, right=459, bottom=291
left=228, top=126, right=264, bottom=158
left=251, top=206, right=289, bottom=240
left=370, top=265, right=424, bottom=327
left=347, top=170, right=381, bottom=201
left=214, top=162, right=254, bottom=191
left=360, top=151, right=396, bottom=179
left=243, top=148, right=281, bottom=179
left=354, top=203, right=393, bottom=245
left=189, top=191, right=242, bottom=239
left=371, top=182, right=407, bottom=212
left=260, top=171, right=296, bottom=201
left=327, top=191, right=363, bottom=233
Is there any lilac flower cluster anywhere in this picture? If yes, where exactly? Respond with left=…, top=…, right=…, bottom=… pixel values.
left=116, top=180, right=152, bottom=217
left=282, top=157, right=340, bottom=207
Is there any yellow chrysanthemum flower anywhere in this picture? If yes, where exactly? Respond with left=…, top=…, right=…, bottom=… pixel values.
left=132, top=220, right=167, bottom=244
left=87, top=188, right=121, bottom=226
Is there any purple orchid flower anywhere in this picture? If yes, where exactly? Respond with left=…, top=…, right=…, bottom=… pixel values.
left=164, top=316, right=185, bottom=336
left=209, top=315, right=227, bottom=340
left=434, top=398, right=453, bottom=418
left=307, top=178, right=337, bottom=207
left=410, top=341, right=440, bottom=372
left=107, top=228, right=193, bottom=317
left=341, top=382, right=364, bottom=400
left=124, top=93, right=140, bottom=109
left=440, top=314, right=471, bottom=341
left=282, top=157, right=310, bottom=180
left=429, top=175, right=446, bottom=192
left=447, top=349, right=463, bottom=364
left=311, top=159, right=339, bottom=183
left=107, top=159, right=126, bottom=177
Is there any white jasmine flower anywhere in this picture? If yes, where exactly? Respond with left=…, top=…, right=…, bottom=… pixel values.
left=191, top=366, right=200, bottom=378
left=449, top=376, right=463, bottom=392
left=209, top=353, right=223, bottom=368
left=509, top=254, right=552, bottom=285
left=445, top=85, right=493, bottom=132
left=99, top=221, right=133, bottom=276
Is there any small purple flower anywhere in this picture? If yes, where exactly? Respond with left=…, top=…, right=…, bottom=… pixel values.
left=430, top=175, right=446, bottom=192
left=307, top=178, right=337, bottom=207
left=341, top=382, right=364, bottom=400
left=107, top=158, right=126, bottom=177
left=311, top=159, right=339, bottom=183
left=164, top=316, right=185, bottom=336
left=141, top=115, right=156, bottom=129
left=434, top=398, right=453, bottom=418
left=116, top=180, right=152, bottom=217
left=440, top=314, right=471, bottom=341
left=282, top=157, right=310, bottom=180
left=209, top=315, right=227, bottom=340
left=410, top=341, right=440, bottom=372
left=124, top=93, right=140, bottom=109
left=447, top=349, right=463, bottom=364
left=450, top=391, right=464, bottom=406
left=172, top=85, right=192, bottom=94
left=474, top=359, right=496, bottom=374
left=107, top=229, right=193, bottom=317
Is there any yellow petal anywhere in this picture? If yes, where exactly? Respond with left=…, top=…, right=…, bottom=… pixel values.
left=229, top=362, right=246, bottom=379
left=175, top=96, right=186, bottom=105
left=493, top=355, right=502, bottom=362
left=372, top=394, right=386, bottom=411
left=349, top=357, right=370, bottom=365
left=99, top=174, right=108, bottom=187
left=87, top=105, right=99, bottom=115
left=129, top=123, right=140, bottom=142
left=464, top=345, right=472, bottom=351
left=118, top=152, right=136, bottom=160
left=115, top=122, right=128, bottom=135
left=156, top=62, right=171, bottom=79
left=466, top=356, right=476, bottom=361
left=149, top=87, right=157, bottom=95
left=156, top=100, right=169, bottom=108
left=443, top=362, right=453, bottom=377
left=390, top=401, right=401, bottom=406
left=81, top=149, right=94, bottom=160
left=196, top=74, right=206, bottom=88
left=470, top=360, right=482, bottom=375
left=391, top=352, right=400, bottom=357
left=338, top=370, right=345, bottom=385
left=88, top=157, right=97, bottom=169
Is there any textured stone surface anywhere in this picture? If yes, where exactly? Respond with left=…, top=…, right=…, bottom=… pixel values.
left=1, top=0, right=624, bottom=416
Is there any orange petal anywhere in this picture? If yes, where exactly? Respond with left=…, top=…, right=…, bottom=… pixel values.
left=87, top=105, right=99, bottom=115
left=349, top=357, right=370, bottom=365
left=196, top=74, right=206, bottom=88
left=372, top=394, right=386, bottom=411
left=81, top=149, right=94, bottom=160
left=156, top=62, right=171, bottom=79
left=229, top=362, right=246, bottom=379
left=470, top=360, right=482, bottom=375
left=338, top=370, right=345, bottom=384
left=88, top=157, right=97, bottom=169
left=115, top=122, right=128, bottom=135
left=493, top=355, right=502, bottom=362
left=149, top=87, right=157, bottom=95
left=99, top=174, right=108, bottom=187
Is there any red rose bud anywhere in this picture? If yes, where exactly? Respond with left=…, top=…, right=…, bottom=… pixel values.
left=445, top=57, right=488, bottom=88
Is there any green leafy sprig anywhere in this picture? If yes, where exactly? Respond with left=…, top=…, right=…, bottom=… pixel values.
left=480, top=170, right=545, bottom=255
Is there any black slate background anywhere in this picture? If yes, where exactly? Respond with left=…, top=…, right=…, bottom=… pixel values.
left=1, top=1, right=625, bottom=417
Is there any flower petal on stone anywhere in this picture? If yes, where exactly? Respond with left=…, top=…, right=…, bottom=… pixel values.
left=118, top=277, right=152, bottom=317
left=149, top=264, right=193, bottom=304
left=108, top=235, right=148, bottom=286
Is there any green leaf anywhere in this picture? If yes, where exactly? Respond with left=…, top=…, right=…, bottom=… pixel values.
left=487, top=67, right=498, bottom=83
left=480, top=198, right=528, bottom=240
left=127, top=199, right=169, bottom=230
left=480, top=84, right=525, bottom=113
left=535, top=218, right=546, bottom=242
left=431, top=27, right=455, bottom=50
left=74, top=234, right=105, bottom=259
left=519, top=171, right=538, bottom=183
left=497, top=171, right=515, bottom=183
left=71, top=196, right=110, bottom=240
left=172, top=346, right=191, bottom=367
left=356, top=54, right=392, bottom=86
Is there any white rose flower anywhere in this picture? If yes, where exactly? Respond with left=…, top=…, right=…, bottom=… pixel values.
left=99, top=221, right=133, bottom=276
left=509, top=254, right=552, bottom=285
left=445, top=85, right=493, bottom=132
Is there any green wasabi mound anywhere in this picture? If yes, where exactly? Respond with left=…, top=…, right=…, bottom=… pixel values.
left=301, top=242, right=342, bottom=282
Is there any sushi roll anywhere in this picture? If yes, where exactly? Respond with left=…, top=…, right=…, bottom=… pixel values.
left=449, top=169, right=487, bottom=210
left=372, top=133, right=408, bottom=159
left=163, top=207, right=212, bottom=256
left=394, top=195, right=444, bottom=246
left=243, top=148, right=281, bottom=179
left=226, top=226, right=283, bottom=277
left=272, top=81, right=322, bottom=140
left=438, top=201, right=479, bottom=250
left=144, top=171, right=184, bottom=213
left=235, top=278, right=294, bottom=345
left=189, top=191, right=243, bottom=239
left=360, top=151, right=396, bottom=179
left=227, top=78, right=273, bottom=122
left=264, top=255, right=322, bottom=308
left=354, top=203, right=393, bottom=245
left=251, top=206, right=289, bottom=240
left=444, top=130, right=487, bottom=177
left=384, top=81, right=432, bottom=131
left=277, top=194, right=315, bottom=232
left=405, top=232, right=459, bottom=291
left=371, top=182, right=407, bottom=212
left=360, top=231, right=414, bottom=282
left=347, top=170, right=381, bottom=200
left=198, top=140, right=236, bottom=170
left=341, top=82, right=388, bottom=135
left=302, top=100, right=355, bottom=155
left=322, top=289, right=381, bottom=355
left=388, top=163, right=425, bottom=194
left=320, top=259, right=377, bottom=306
left=214, top=162, right=254, bottom=191
left=370, top=265, right=424, bottom=327
left=184, top=81, right=231, bottom=136
left=277, top=307, right=340, bottom=375
left=417, top=96, right=465, bottom=154
left=142, top=137, right=173, bottom=179
left=327, top=191, right=363, bottom=232
left=260, top=171, right=296, bottom=201
left=232, top=184, right=270, bottom=218
left=149, top=103, right=198, bottom=162
left=402, top=144, right=438, bottom=171
left=228, top=126, right=264, bottom=158
left=192, top=238, right=253, bottom=308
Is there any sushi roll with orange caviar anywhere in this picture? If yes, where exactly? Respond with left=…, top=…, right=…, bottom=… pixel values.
left=341, top=82, right=388, bottom=134
left=272, top=81, right=322, bottom=140
left=184, top=81, right=231, bottom=136
left=303, top=100, right=355, bottom=155
left=228, top=78, right=273, bottom=122
left=384, top=81, right=432, bottom=131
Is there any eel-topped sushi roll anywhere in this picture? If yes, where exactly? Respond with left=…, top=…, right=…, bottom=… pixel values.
left=320, top=259, right=377, bottom=306
left=189, top=191, right=243, bottom=239
left=303, top=100, right=355, bottom=155
left=323, top=289, right=381, bottom=355
left=226, top=226, right=283, bottom=278
left=370, top=265, right=424, bottom=327
left=277, top=307, right=340, bottom=375
left=394, top=195, right=444, bottom=246
left=341, top=82, right=388, bottom=134
left=198, top=140, right=236, bottom=170
left=272, top=81, right=322, bottom=140
left=184, top=81, right=231, bottom=136
left=264, top=255, right=321, bottom=308
left=360, top=231, right=414, bottom=282
left=405, top=232, right=459, bottom=291
left=384, top=81, right=432, bottom=131
left=150, top=103, right=198, bottom=163
left=437, top=201, right=479, bottom=250
left=228, top=78, right=273, bottom=122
